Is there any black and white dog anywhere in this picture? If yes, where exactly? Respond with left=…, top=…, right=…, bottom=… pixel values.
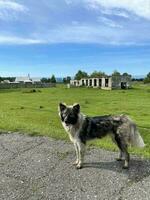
left=59, top=103, right=145, bottom=169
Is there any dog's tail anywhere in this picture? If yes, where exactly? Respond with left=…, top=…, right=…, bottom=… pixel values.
left=130, top=124, right=145, bottom=148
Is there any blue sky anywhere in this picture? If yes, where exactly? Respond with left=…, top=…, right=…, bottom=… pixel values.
left=0, top=0, right=150, bottom=77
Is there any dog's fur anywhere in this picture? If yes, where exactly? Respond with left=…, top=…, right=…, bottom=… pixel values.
left=58, top=103, right=145, bottom=169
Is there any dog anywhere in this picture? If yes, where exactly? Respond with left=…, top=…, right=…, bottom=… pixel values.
left=58, top=103, right=145, bottom=169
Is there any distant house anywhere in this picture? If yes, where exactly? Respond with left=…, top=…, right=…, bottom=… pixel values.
left=15, top=75, right=41, bottom=84
left=0, top=75, right=55, bottom=89
left=70, top=75, right=132, bottom=90
left=3, top=80, right=11, bottom=84
left=15, top=75, right=31, bottom=83
left=31, top=77, right=41, bottom=83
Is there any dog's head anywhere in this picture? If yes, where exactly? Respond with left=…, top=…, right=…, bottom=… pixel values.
left=58, top=103, right=80, bottom=126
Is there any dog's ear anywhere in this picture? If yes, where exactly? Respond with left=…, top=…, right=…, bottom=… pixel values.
left=59, top=103, right=66, bottom=112
left=73, top=103, right=80, bottom=113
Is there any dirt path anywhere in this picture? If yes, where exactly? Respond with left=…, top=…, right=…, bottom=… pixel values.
left=0, top=133, right=150, bottom=200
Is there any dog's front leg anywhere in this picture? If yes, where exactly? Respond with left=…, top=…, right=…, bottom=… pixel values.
left=76, top=141, right=85, bottom=169
left=73, top=143, right=79, bottom=165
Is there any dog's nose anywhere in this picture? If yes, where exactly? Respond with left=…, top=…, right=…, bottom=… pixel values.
left=64, top=120, right=69, bottom=125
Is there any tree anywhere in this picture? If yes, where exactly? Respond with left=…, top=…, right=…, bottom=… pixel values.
left=112, top=70, right=121, bottom=76
left=66, top=76, right=71, bottom=83
left=63, top=76, right=71, bottom=83
left=122, top=72, right=132, bottom=79
left=90, top=71, right=107, bottom=78
left=50, top=75, right=56, bottom=83
left=144, top=72, right=150, bottom=84
left=41, top=78, right=51, bottom=83
left=74, top=70, right=88, bottom=80
left=122, top=72, right=130, bottom=76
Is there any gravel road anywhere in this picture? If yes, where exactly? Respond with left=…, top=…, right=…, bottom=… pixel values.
left=0, top=133, right=150, bottom=200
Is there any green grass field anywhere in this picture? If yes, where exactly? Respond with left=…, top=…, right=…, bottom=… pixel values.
left=0, top=83, right=150, bottom=158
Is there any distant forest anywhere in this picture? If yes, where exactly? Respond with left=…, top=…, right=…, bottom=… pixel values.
left=0, top=77, right=15, bottom=82
left=1, top=70, right=150, bottom=83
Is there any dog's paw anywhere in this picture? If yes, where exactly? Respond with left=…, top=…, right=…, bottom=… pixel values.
left=73, top=160, right=79, bottom=166
left=76, top=164, right=83, bottom=169
left=116, top=158, right=123, bottom=161
left=122, top=165, right=129, bottom=169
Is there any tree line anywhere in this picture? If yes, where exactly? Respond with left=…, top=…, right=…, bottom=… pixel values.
left=72, top=70, right=132, bottom=80
left=0, top=77, right=15, bottom=82
left=42, top=70, right=150, bottom=84
left=0, top=75, right=57, bottom=83
left=41, top=75, right=56, bottom=83
left=63, top=70, right=150, bottom=84
left=1, top=71, right=150, bottom=84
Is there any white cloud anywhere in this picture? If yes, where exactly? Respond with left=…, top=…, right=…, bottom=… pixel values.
left=71, top=20, right=79, bottom=25
left=0, top=0, right=28, bottom=20
left=86, top=0, right=150, bottom=20
left=29, top=22, right=150, bottom=46
left=114, top=11, right=130, bottom=18
left=0, top=0, right=150, bottom=45
left=64, top=0, right=72, bottom=5
left=98, top=16, right=123, bottom=28
left=0, top=0, right=27, bottom=12
left=101, top=9, right=130, bottom=18
left=1, top=23, right=149, bottom=46
left=31, top=24, right=132, bottom=45
left=0, top=35, right=44, bottom=45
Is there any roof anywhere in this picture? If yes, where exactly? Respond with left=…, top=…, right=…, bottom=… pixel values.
left=15, top=77, right=30, bottom=82
left=24, top=80, right=32, bottom=83
left=15, top=76, right=41, bottom=83
left=31, top=77, right=41, bottom=82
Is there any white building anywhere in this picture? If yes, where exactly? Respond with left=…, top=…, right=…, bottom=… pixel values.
left=2, top=80, right=11, bottom=84
left=70, top=75, right=131, bottom=90
left=15, top=75, right=41, bottom=84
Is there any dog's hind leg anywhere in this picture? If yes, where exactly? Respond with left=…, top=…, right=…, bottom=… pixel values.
left=76, top=141, right=85, bottom=169
left=111, top=134, right=124, bottom=161
left=73, top=143, right=79, bottom=166
left=114, top=134, right=130, bottom=169
left=116, top=150, right=124, bottom=161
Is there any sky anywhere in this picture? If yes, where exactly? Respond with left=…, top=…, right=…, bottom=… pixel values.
left=0, top=0, right=150, bottom=78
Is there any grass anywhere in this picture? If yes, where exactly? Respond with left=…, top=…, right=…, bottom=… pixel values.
left=0, top=83, right=150, bottom=158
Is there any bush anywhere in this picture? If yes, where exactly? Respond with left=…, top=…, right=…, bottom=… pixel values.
left=22, top=89, right=41, bottom=93
left=144, top=72, right=150, bottom=84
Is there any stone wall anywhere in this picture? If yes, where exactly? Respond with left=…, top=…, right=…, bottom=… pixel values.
left=111, top=75, right=132, bottom=89
left=0, top=83, right=56, bottom=89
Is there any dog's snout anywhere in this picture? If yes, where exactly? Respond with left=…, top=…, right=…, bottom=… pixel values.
left=64, top=120, right=69, bottom=126
left=64, top=116, right=68, bottom=124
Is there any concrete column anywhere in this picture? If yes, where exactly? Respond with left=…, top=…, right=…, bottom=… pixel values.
left=79, top=80, right=82, bottom=86
left=92, top=78, right=94, bottom=87
left=108, top=77, right=112, bottom=89
left=88, top=79, right=90, bottom=87
left=96, top=78, right=99, bottom=87
left=101, top=78, right=105, bottom=88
